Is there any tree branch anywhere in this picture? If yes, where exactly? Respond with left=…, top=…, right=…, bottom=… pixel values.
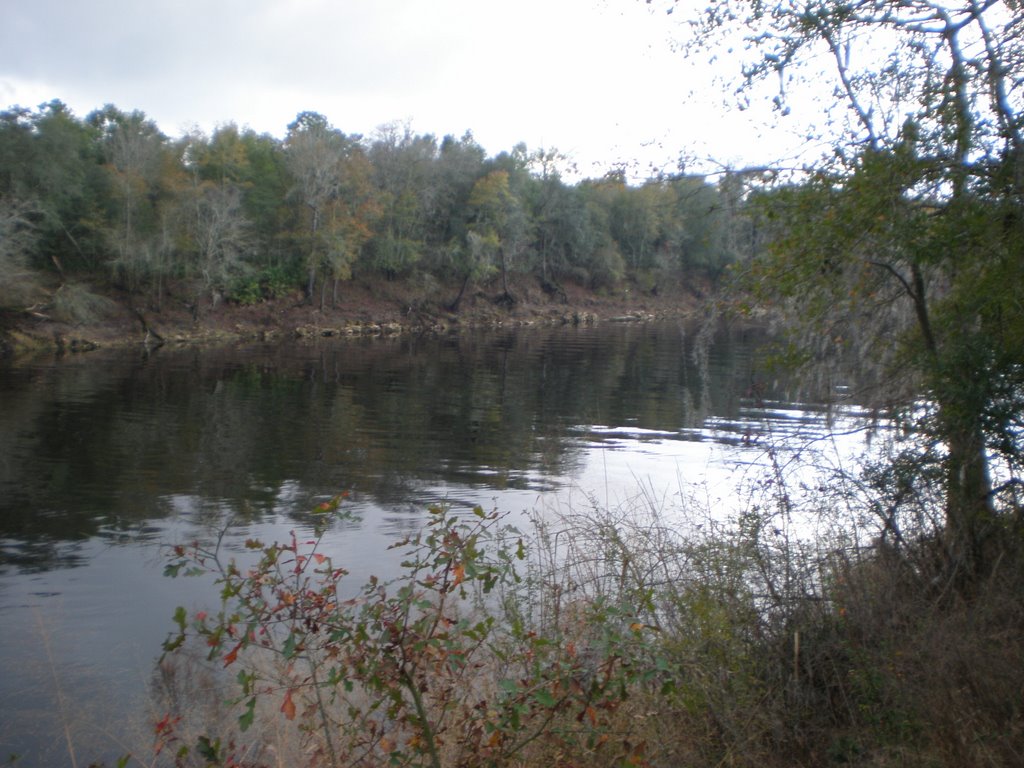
left=868, top=259, right=938, bottom=355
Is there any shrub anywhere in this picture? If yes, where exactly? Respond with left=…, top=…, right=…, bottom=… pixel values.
left=160, top=500, right=658, bottom=767
left=227, top=266, right=299, bottom=305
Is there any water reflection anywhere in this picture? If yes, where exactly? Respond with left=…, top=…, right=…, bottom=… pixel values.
left=0, top=321, right=783, bottom=572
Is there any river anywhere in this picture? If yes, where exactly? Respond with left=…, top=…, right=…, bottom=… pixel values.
left=0, top=320, right=866, bottom=764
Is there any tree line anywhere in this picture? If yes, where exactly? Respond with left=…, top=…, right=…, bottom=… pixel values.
left=0, top=102, right=755, bottom=318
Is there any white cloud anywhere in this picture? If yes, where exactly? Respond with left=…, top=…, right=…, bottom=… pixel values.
left=0, top=0, right=815, bottom=178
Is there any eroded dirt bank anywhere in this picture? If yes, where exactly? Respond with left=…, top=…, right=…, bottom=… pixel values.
left=0, top=276, right=710, bottom=358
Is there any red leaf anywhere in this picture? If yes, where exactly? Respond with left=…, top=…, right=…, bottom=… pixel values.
left=154, top=712, right=178, bottom=736
left=452, top=563, right=465, bottom=587
left=281, top=689, right=296, bottom=721
left=223, top=642, right=243, bottom=667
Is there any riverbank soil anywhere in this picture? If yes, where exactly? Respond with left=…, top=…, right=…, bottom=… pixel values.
left=0, top=273, right=710, bottom=357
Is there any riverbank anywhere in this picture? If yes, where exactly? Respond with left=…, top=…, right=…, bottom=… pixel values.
left=0, top=274, right=709, bottom=358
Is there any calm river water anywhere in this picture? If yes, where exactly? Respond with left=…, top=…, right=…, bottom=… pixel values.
left=0, top=320, right=861, bottom=764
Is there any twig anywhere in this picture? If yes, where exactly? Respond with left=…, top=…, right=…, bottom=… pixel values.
left=34, top=608, right=79, bottom=768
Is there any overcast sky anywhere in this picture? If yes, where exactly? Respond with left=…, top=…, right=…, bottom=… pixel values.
left=1, top=0, right=814, bottom=180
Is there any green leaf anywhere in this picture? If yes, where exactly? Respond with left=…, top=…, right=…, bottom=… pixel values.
left=196, top=735, right=219, bottom=761
left=533, top=689, right=557, bottom=708
left=238, top=696, right=256, bottom=732
left=237, top=669, right=256, bottom=695
left=282, top=631, right=299, bottom=660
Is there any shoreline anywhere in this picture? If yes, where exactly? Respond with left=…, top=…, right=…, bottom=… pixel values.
left=0, top=276, right=709, bottom=359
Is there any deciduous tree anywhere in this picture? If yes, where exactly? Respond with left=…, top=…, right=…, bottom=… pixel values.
left=88, top=105, right=174, bottom=297
left=367, top=121, right=437, bottom=278
left=466, top=167, right=531, bottom=304
left=284, top=112, right=369, bottom=304
left=673, top=0, right=1024, bottom=583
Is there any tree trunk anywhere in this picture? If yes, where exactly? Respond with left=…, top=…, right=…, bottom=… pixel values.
left=941, top=410, right=996, bottom=585
left=447, top=274, right=471, bottom=313
left=498, top=246, right=515, bottom=305
left=905, top=263, right=995, bottom=584
left=306, top=206, right=320, bottom=302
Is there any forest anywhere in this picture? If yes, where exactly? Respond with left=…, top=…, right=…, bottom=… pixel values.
left=0, top=102, right=753, bottom=324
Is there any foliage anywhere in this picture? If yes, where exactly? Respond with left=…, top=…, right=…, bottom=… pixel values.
left=0, top=195, right=44, bottom=309
left=183, top=181, right=251, bottom=312
left=283, top=112, right=376, bottom=306
left=160, top=499, right=662, bottom=767
left=366, top=123, right=436, bottom=278
left=88, top=104, right=177, bottom=296
left=0, top=100, right=748, bottom=320
left=673, top=0, right=1024, bottom=585
left=226, top=265, right=299, bottom=305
